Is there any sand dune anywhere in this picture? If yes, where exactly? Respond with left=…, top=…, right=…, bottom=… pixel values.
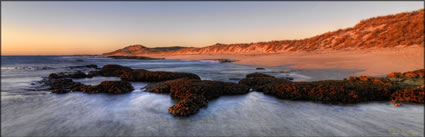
left=152, top=45, right=424, bottom=76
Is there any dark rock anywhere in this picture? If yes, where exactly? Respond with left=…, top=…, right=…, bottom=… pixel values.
left=168, top=95, right=208, bottom=116
left=87, top=70, right=101, bottom=77
left=48, top=73, right=62, bottom=79
left=146, top=79, right=249, bottom=100
left=203, top=59, right=236, bottom=63
left=145, top=78, right=249, bottom=116
left=68, top=64, right=98, bottom=69
left=229, top=78, right=242, bottom=80
left=53, top=88, right=70, bottom=94
left=246, top=72, right=274, bottom=78
left=48, top=71, right=90, bottom=79
left=262, top=80, right=405, bottom=104
left=46, top=78, right=76, bottom=93
left=120, top=70, right=200, bottom=82
left=391, top=85, right=425, bottom=106
left=70, top=71, right=87, bottom=78
left=99, top=64, right=133, bottom=77
left=280, top=76, right=294, bottom=81
left=239, top=77, right=290, bottom=92
left=256, top=67, right=265, bottom=70
left=80, top=81, right=134, bottom=94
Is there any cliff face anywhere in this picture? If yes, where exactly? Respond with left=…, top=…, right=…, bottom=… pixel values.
left=104, top=9, right=424, bottom=56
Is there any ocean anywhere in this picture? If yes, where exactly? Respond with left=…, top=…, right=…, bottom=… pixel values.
left=1, top=56, right=423, bottom=136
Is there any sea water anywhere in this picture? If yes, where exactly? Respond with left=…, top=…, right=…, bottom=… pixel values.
left=1, top=56, right=423, bottom=136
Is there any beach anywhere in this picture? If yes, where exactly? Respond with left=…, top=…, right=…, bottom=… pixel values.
left=155, top=45, right=424, bottom=77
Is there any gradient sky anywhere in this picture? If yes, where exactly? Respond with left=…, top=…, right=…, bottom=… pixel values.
left=1, top=2, right=423, bottom=55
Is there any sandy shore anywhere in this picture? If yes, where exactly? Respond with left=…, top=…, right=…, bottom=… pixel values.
left=152, top=45, right=424, bottom=77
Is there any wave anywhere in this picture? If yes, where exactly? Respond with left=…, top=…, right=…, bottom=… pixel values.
left=1, top=66, right=54, bottom=70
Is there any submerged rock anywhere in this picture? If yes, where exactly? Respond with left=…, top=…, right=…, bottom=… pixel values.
left=120, top=70, right=200, bottom=82
left=79, top=81, right=134, bottom=94
left=246, top=72, right=274, bottom=78
left=75, top=59, right=84, bottom=62
left=46, top=78, right=85, bottom=93
left=145, top=78, right=249, bottom=116
left=48, top=71, right=91, bottom=79
left=68, top=64, right=98, bottom=69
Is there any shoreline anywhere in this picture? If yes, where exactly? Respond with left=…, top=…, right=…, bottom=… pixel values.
left=150, top=45, right=424, bottom=77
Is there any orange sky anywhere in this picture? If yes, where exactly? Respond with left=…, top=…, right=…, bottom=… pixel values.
left=2, top=2, right=423, bottom=55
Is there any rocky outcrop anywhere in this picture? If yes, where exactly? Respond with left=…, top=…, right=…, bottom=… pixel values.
left=46, top=78, right=134, bottom=94
left=145, top=78, right=249, bottom=116
left=168, top=95, right=208, bottom=116
left=120, top=70, right=200, bottom=82
left=84, top=64, right=201, bottom=82
left=262, top=80, right=405, bottom=104
left=97, top=64, right=133, bottom=77
left=77, top=81, right=134, bottom=94
left=246, top=72, right=274, bottom=78
left=67, top=64, right=98, bottom=69
left=391, top=85, right=425, bottom=106
left=239, top=73, right=290, bottom=91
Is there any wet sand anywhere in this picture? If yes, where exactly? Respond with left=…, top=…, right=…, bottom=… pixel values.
left=153, top=45, right=424, bottom=77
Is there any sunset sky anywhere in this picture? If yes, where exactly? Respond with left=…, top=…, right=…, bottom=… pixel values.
left=1, top=2, right=423, bottom=55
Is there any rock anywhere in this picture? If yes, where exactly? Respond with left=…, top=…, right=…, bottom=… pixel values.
left=229, top=78, right=242, bottom=80
left=91, top=81, right=134, bottom=94
left=120, top=70, right=200, bottom=82
left=203, top=59, right=236, bottom=63
left=256, top=67, right=265, bottom=70
left=403, top=69, right=424, bottom=78
left=150, top=78, right=249, bottom=99
left=391, top=85, right=425, bottom=106
left=145, top=78, right=249, bottom=116
left=262, top=80, right=404, bottom=104
left=75, top=59, right=84, bottom=62
left=168, top=95, right=208, bottom=116
left=48, top=71, right=90, bottom=79
left=53, top=88, right=70, bottom=94
left=46, top=78, right=77, bottom=93
left=87, top=70, right=101, bottom=77
left=348, top=76, right=393, bottom=85
left=246, top=72, right=274, bottom=78
left=68, top=64, right=98, bottom=69
left=387, top=72, right=402, bottom=78
left=99, top=64, right=133, bottom=77
left=280, top=76, right=294, bottom=81
left=239, top=77, right=290, bottom=92
left=70, top=71, right=88, bottom=78
left=48, top=73, right=62, bottom=79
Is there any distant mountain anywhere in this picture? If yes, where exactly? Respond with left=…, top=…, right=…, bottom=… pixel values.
left=104, top=9, right=424, bottom=56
